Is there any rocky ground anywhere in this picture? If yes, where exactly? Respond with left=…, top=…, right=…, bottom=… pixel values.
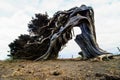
left=0, top=56, right=120, bottom=80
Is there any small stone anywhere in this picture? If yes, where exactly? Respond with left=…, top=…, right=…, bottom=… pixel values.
left=50, top=70, right=61, bottom=76
left=86, top=74, right=90, bottom=77
left=55, top=65, right=60, bottom=68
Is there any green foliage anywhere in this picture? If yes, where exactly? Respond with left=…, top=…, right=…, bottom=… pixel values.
left=8, top=13, right=50, bottom=60
left=9, top=34, right=30, bottom=59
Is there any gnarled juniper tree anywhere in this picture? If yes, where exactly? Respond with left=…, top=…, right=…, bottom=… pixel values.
left=8, top=5, right=112, bottom=60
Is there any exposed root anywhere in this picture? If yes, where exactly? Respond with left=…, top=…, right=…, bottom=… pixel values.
left=92, top=54, right=113, bottom=61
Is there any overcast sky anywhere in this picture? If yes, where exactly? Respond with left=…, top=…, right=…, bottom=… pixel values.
left=0, top=0, right=120, bottom=60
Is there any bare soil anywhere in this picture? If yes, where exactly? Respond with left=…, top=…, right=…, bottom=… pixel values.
left=0, top=56, right=120, bottom=80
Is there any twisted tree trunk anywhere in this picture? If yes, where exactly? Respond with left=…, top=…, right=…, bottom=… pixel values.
left=9, top=5, right=112, bottom=61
